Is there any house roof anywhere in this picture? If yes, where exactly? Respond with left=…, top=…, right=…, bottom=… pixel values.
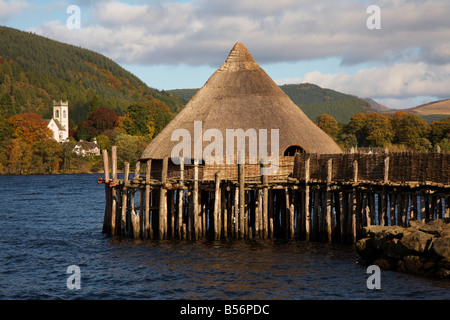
left=140, top=42, right=342, bottom=161
left=45, top=118, right=66, bottom=131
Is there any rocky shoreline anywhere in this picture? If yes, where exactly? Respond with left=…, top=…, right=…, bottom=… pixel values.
left=356, top=219, right=450, bottom=279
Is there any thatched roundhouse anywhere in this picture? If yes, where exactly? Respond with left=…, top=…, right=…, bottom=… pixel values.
left=140, top=42, right=342, bottom=180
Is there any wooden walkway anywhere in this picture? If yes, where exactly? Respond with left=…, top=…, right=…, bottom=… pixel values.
left=99, top=147, right=450, bottom=243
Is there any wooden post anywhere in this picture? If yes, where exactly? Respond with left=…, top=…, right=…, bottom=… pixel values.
left=351, top=189, right=357, bottom=243
left=238, top=157, right=245, bottom=239
left=121, top=162, right=130, bottom=236
left=193, top=159, right=199, bottom=240
left=261, top=160, right=269, bottom=239
left=369, top=192, right=376, bottom=226
left=304, top=157, right=311, bottom=241
left=214, top=172, right=221, bottom=240
left=410, top=193, right=418, bottom=222
left=289, top=192, right=295, bottom=240
left=381, top=187, right=388, bottom=226
left=178, top=158, right=184, bottom=240
left=326, top=158, right=332, bottom=242
left=234, top=186, right=239, bottom=239
left=381, top=156, right=390, bottom=226
left=445, top=196, right=450, bottom=219
left=313, top=190, right=320, bottom=241
left=134, top=162, right=144, bottom=237
left=145, top=159, right=152, bottom=239
left=222, top=185, right=228, bottom=238
left=351, top=160, right=358, bottom=243
left=111, top=146, right=118, bottom=236
left=159, top=157, right=168, bottom=240
left=402, top=193, right=409, bottom=226
left=335, top=191, right=343, bottom=242
left=437, top=196, right=443, bottom=219
left=256, top=190, right=262, bottom=238
left=390, top=193, right=396, bottom=226
left=102, top=149, right=111, bottom=234
left=420, top=194, right=426, bottom=222
left=384, top=156, right=389, bottom=184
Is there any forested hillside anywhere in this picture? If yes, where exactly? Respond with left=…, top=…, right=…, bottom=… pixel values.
left=168, top=83, right=374, bottom=124
left=279, top=84, right=373, bottom=123
left=0, top=26, right=184, bottom=125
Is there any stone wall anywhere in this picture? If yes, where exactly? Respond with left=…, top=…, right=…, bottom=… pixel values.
left=356, top=219, right=450, bottom=279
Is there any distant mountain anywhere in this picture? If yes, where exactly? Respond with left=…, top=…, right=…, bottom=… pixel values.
left=404, top=99, right=450, bottom=115
left=169, top=83, right=374, bottom=124
left=363, top=98, right=392, bottom=112
left=366, top=97, right=450, bottom=123
left=0, top=26, right=184, bottom=124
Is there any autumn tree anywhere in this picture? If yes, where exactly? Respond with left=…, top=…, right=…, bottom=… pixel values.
left=76, top=106, right=118, bottom=141
left=390, top=111, right=431, bottom=150
left=124, top=100, right=173, bottom=140
left=114, top=133, right=149, bottom=169
left=346, top=113, right=393, bottom=147
left=5, top=113, right=61, bottom=174
left=429, top=117, right=450, bottom=145
left=315, top=114, right=339, bottom=139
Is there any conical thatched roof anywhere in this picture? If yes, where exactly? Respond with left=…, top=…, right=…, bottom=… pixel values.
left=140, top=42, right=342, bottom=161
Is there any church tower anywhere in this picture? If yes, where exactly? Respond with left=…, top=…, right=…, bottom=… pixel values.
left=53, top=100, right=69, bottom=141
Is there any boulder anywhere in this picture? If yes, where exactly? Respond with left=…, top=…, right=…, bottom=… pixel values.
left=419, top=219, right=445, bottom=235
left=381, top=238, right=407, bottom=259
left=364, top=225, right=404, bottom=249
left=356, top=219, right=450, bottom=279
left=403, top=255, right=423, bottom=275
left=430, top=237, right=450, bottom=259
left=399, top=230, right=433, bottom=254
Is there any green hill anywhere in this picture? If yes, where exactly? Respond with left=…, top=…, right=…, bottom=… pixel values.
left=0, top=26, right=184, bottom=124
left=168, top=83, right=373, bottom=124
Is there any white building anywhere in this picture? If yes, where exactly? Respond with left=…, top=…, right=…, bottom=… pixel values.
left=46, top=100, right=69, bottom=142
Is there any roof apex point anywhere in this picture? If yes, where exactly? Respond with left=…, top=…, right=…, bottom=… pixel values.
left=225, top=42, right=255, bottom=64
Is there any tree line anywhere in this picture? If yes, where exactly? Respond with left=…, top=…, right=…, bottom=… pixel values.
left=0, top=99, right=174, bottom=175
left=1, top=100, right=448, bottom=175
left=315, top=111, right=450, bottom=152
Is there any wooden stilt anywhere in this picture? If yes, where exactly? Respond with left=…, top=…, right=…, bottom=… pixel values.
left=102, top=149, right=111, bottom=234
left=111, top=146, right=118, bottom=236
left=178, top=158, right=184, bottom=240
left=193, top=159, right=199, bottom=240
left=326, top=158, right=332, bottom=242
left=304, top=157, right=311, bottom=241
left=145, top=159, right=152, bottom=239
left=261, top=160, right=269, bottom=239
left=445, top=196, right=450, bottom=218
left=222, top=186, right=228, bottom=238
left=351, top=188, right=357, bottom=243
left=121, top=162, right=130, bottom=236
left=268, top=189, right=274, bottom=239
left=131, top=188, right=139, bottom=239
left=214, top=172, right=221, bottom=240
left=238, top=159, right=245, bottom=239
left=159, top=157, right=168, bottom=240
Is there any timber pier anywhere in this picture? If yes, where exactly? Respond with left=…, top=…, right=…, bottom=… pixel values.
left=99, top=147, right=450, bottom=243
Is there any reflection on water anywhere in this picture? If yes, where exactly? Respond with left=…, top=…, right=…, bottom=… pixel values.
left=0, top=174, right=448, bottom=300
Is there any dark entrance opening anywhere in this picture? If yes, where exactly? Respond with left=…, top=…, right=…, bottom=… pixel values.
left=283, top=145, right=305, bottom=156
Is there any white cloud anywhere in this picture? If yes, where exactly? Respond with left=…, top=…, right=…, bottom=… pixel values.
left=28, top=0, right=450, bottom=67
left=25, top=0, right=450, bottom=106
left=276, top=62, right=450, bottom=108
left=0, top=0, right=28, bottom=22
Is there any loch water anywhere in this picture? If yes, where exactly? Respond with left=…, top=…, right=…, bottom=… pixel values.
left=0, top=174, right=449, bottom=301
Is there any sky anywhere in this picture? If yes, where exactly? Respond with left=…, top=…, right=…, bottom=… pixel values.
left=1, top=0, right=449, bottom=109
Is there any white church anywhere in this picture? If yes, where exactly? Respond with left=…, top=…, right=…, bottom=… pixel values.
left=45, top=100, right=69, bottom=143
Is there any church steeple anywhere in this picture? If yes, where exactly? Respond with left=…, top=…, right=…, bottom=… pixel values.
left=53, top=100, right=69, bottom=141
